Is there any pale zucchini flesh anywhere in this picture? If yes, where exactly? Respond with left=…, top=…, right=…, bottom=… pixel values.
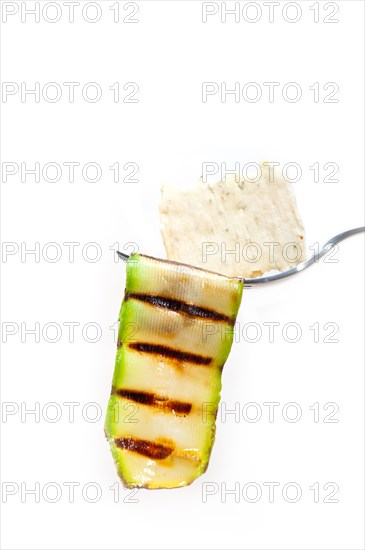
left=105, top=253, right=243, bottom=489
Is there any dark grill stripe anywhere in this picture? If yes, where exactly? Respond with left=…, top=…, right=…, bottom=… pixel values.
left=128, top=342, right=212, bottom=366
left=114, top=436, right=175, bottom=460
left=125, top=292, right=234, bottom=325
left=114, top=388, right=192, bottom=415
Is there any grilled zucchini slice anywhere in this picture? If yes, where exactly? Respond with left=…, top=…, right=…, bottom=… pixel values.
left=105, top=253, right=243, bottom=489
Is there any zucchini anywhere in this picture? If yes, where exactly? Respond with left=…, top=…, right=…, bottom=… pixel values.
left=105, top=253, right=243, bottom=489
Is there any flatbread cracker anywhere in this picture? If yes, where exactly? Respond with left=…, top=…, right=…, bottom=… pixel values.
left=160, top=162, right=306, bottom=278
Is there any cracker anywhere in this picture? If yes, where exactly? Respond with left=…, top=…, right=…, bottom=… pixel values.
left=160, top=162, right=306, bottom=277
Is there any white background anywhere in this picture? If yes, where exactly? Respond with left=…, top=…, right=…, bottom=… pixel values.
left=1, top=1, right=364, bottom=549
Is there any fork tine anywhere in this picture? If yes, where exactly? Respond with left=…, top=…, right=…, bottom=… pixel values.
left=116, top=226, right=365, bottom=285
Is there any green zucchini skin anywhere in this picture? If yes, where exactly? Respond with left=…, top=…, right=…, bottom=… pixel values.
left=105, top=253, right=243, bottom=489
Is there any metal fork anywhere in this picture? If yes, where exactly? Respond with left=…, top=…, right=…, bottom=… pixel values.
left=117, top=226, right=364, bottom=287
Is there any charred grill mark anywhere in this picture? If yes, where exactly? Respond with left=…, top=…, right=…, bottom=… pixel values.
left=115, top=389, right=192, bottom=415
left=114, top=436, right=175, bottom=460
left=128, top=342, right=212, bottom=366
left=117, top=340, right=122, bottom=349
left=125, top=292, right=235, bottom=325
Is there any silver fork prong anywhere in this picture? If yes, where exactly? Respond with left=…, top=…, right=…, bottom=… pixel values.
left=116, top=251, right=129, bottom=262
left=116, top=226, right=365, bottom=286
left=244, top=226, right=365, bottom=286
